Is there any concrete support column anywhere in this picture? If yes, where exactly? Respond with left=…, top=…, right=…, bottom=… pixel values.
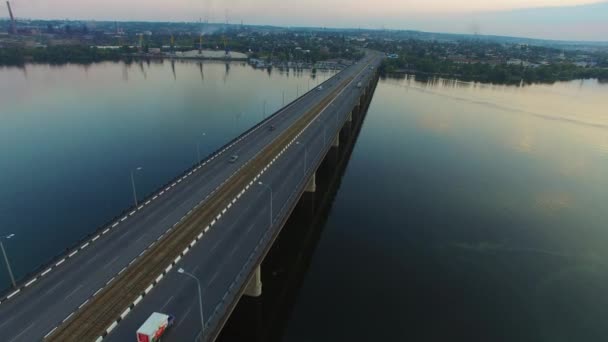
left=305, top=172, right=316, bottom=193
left=244, top=266, right=262, bottom=297
left=332, top=134, right=340, bottom=148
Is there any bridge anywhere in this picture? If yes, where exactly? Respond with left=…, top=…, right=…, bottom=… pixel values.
left=0, top=51, right=382, bottom=342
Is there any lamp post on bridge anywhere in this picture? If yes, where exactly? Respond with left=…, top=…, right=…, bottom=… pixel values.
left=197, top=132, right=207, bottom=166
left=177, top=268, right=205, bottom=340
left=296, top=141, right=308, bottom=176
left=0, top=233, right=16, bottom=289
left=130, top=166, right=143, bottom=207
left=258, top=182, right=273, bottom=228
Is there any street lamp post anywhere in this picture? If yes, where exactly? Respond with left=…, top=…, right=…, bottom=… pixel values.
left=197, top=132, right=207, bottom=165
left=177, top=268, right=205, bottom=340
left=258, top=182, right=273, bottom=227
left=296, top=141, right=308, bottom=176
left=0, top=234, right=16, bottom=288
left=130, top=166, right=143, bottom=207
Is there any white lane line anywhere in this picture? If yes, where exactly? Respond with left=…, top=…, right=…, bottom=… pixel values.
left=175, top=304, right=194, bottom=328
left=160, top=295, right=174, bottom=311
left=10, top=322, right=35, bottom=342
left=112, top=222, right=119, bottom=228
left=0, top=315, right=15, bottom=329
left=24, top=278, right=36, bottom=287
left=134, top=233, right=148, bottom=244
left=208, top=269, right=221, bottom=285
left=41, top=268, right=52, bottom=277
left=64, top=284, right=84, bottom=300
left=62, top=312, right=74, bottom=323
left=44, top=279, right=66, bottom=296
left=43, top=326, right=58, bottom=339
left=78, top=299, right=90, bottom=309
left=104, top=255, right=120, bottom=269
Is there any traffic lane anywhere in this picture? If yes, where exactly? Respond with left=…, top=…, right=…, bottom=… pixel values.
left=162, top=135, right=309, bottom=342
left=106, top=94, right=328, bottom=341
left=164, top=81, right=348, bottom=341
left=105, top=169, right=274, bottom=342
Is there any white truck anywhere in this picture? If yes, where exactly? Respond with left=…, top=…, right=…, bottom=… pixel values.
left=136, top=312, right=175, bottom=342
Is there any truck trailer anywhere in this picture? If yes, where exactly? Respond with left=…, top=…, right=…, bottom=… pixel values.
left=136, top=312, right=175, bottom=342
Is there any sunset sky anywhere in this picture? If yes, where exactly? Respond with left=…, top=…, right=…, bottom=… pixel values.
left=3, top=0, right=608, bottom=41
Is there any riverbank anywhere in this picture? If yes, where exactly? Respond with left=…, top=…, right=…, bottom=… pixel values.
left=381, top=60, right=608, bottom=85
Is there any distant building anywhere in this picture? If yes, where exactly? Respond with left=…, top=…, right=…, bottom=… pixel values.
left=386, top=53, right=399, bottom=59
left=149, top=48, right=161, bottom=54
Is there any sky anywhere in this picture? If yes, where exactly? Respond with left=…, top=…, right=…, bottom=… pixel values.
left=3, top=0, right=608, bottom=41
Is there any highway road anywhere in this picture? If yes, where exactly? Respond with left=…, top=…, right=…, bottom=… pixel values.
left=0, top=51, right=381, bottom=342
left=105, top=53, right=382, bottom=342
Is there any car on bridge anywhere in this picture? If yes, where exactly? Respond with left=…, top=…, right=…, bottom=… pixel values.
left=229, top=155, right=239, bottom=163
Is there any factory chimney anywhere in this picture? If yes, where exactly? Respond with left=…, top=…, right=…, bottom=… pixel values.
left=6, top=1, right=16, bottom=34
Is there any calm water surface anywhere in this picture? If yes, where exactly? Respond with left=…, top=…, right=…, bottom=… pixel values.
left=0, top=60, right=330, bottom=288
left=282, top=76, right=608, bottom=342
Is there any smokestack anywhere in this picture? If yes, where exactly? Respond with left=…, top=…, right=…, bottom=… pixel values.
left=6, top=1, right=16, bottom=34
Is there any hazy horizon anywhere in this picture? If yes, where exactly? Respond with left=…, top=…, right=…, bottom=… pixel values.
left=2, top=0, right=608, bottom=41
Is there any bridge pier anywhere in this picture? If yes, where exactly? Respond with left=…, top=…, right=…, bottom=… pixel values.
left=305, top=172, right=317, bottom=193
left=244, top=266, right=263, bottom=298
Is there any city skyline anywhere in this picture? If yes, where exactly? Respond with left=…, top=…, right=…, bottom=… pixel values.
left=2, top=0, right=608, bottom=41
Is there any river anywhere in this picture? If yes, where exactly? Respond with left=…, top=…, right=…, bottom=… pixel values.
left=281, top=75, right=608, bottom=342
left=1, top=62, right=607, bottom=341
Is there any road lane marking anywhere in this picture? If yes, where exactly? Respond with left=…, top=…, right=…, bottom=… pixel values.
left=64, top=284, right=84, bottom=300
left=175, top=304, right=194, bottom=328
left=0, top=315, right=15, bottom=329
left=44, top=279, right=66, bottom=296
left=160, top=295, right=174, bottom=311
left=10, top=322, right=35, bottom=342
left=104, top=255, right=120, bottom=269
left=134, top=233, right=148, bottom=244
left=43, top=326, right=58, bottom=339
